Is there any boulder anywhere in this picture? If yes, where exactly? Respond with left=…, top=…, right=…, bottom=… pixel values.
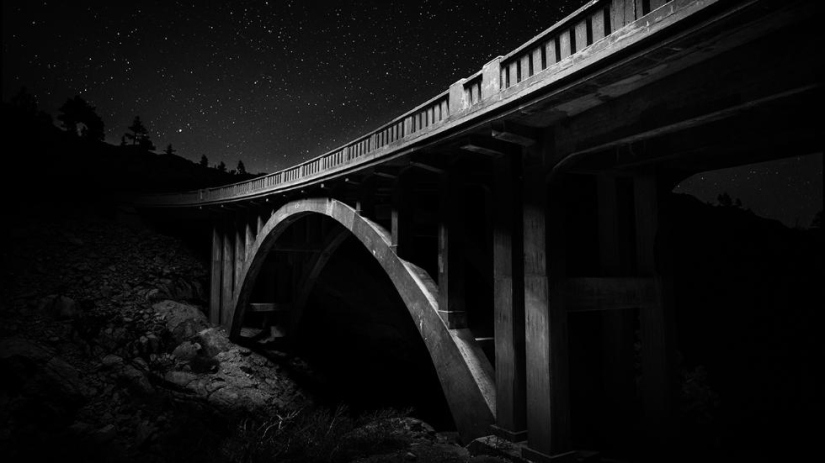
left=151, top=300, right=209, bottom=343
left=164, top=370, right=198, bottom=388
left=101, top=354, right=124, bottom=368
left=171, top=341, right=200, bottom=361
left=117, top=364, right=154, bottom=396
left=0, top=337, right=94, bottom=408
left=466, top=435, right=528, bottom=463
left=36, top=295, right=79, bottom=319
left=194, top=327, right=231, bottom=358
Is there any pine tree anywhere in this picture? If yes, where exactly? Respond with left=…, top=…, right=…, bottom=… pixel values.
left=199, top=155, right=209, bottom=168
left=216, top=161, right=227, bottom=173
left=164, top=144, right=176, bottom=156
left=236, top=160, right=247, bottom=175
left=58, top=95, right=104, bottom=141
left=124, top=116, right=155, bottom=151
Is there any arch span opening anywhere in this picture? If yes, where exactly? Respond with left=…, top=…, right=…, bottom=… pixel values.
left=230, top=198, right=495, bottom=442
left=294, top=234, right=454, bottom=429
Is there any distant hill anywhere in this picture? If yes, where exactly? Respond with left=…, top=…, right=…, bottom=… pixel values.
left=1, top=101, right=263, bottom=201
left=663, top=192, right=822, bottom=457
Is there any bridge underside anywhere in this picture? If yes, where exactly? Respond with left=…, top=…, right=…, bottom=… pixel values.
left=140, top=0, right=821, bottom=460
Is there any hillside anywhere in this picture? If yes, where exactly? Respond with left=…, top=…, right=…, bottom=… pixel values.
left=1, top=101, right=261, bottom=201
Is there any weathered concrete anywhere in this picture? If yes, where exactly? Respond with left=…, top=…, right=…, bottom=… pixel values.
left=231, top=198, right=496, bottom=442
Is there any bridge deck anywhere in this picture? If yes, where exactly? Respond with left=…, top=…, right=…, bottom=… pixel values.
left=136, top=0, right=788, bottom=209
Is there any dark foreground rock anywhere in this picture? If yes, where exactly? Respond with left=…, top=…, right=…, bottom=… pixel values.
left=0, top=206, right=510, bottom=462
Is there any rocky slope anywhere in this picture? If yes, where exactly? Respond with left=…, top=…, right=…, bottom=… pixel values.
left=0, top=206, right=514, bottom=463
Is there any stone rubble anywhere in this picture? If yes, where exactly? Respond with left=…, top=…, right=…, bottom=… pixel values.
left=0, top=212, right=311, bottom=461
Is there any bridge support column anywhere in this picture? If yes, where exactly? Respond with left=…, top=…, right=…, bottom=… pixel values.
left=492, top=153, right=527, bottom=442
left=245, top=212, right=255, bottom=257
left=522, top=142, right=573, bottom=462
left=391, top=174, right=414, bottom=260
left=634, top=171, right=676, bottom=452
left=234, top=219, right=245, bottom=291
left=210, top=225, right=223, bottom=325
left=221, top=222, right=235, bottom=327
left=597, top=175, right=637, bottom=451
left=437, top=171, right=466, bottom=329
left=356, top=178, right=376, bottom=219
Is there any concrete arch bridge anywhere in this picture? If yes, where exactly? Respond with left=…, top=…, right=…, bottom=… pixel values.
left=136, top=0, right=822, bottom=460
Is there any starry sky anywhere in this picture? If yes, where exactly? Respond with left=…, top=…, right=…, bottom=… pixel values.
left=2, top=0, right=578, bottom=174
left=2, top=1, right=820, bottom=227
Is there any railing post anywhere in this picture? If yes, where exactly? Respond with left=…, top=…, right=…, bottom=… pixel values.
left=448, top=78, right=468, bottom=115
left=482, top=56, right=503, bottom=99
left=404, top=116, right=413, bottom=137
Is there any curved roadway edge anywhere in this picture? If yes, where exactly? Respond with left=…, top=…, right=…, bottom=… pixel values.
left=229, top=198, right=496, bottom=442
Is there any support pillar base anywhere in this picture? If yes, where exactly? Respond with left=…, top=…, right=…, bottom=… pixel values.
left=490, top=425, right=527, bottom=443
left=521, top=448, right=578, bottom=463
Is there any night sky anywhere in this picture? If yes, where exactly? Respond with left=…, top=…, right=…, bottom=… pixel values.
left=2, top=1, right=821, bottom=227
left=2, top=0, right=577, bottom=174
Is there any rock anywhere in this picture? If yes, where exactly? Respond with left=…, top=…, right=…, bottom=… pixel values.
left=171, top=341, right=200, bottom=361
left=189, top=355, right=220, bottom=373
left=164, top=370, right=197, bottom=388
left=102, top=354, right=123, bottom=368
left=118, top=365, right=154, bottom=396
left=134, top=420, right=156, bottom=447
left=0, top=337, right=93, bottom=402
left=208, top=386, right=268, bottom=413
left=37, top=294, right=79, bottom=319
left=152, top=300, right=209, bottom=343
left=466, top=435, right=528, bottom=463
left=43, top=356, right=96, bottom=399
left=94, top=424, right=117, bottom=444
left=145, top=333, right=161, bottom=353
left=145, top=288, right=161, bottom=302
left=194, top=327, right=231, bottom=358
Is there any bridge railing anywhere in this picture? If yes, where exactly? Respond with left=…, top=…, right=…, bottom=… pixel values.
left=137, top=0, right=674, bottom=207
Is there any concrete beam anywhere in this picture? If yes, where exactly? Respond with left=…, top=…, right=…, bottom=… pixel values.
left=492, top=121, right=537, bottom=147
left=461, top=135, right=513, bottom=157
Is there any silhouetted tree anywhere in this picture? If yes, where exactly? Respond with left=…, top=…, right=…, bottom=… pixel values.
left=236, top=160, right=247, bottom=176
left=199, top=155, right=209, bottom=167
left=10, top=87, right=38, bottom=115
left=164, top=144, right=176, bottom=156
left=8, top=87, right=52, bottom=127
left=57, top=95, right=104, bottom=141
left=124, top=116, right=155, bottom=151
left=717, top=192, right=733, bottom=208
left=216, top=161, right=227, bottom=173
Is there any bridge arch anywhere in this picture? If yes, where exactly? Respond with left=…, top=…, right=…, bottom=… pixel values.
left=230, top=197, right=495, bottom=441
